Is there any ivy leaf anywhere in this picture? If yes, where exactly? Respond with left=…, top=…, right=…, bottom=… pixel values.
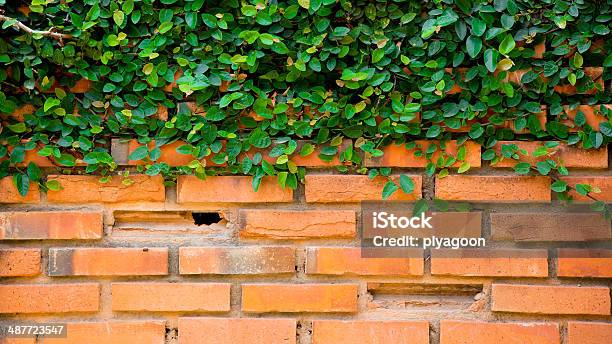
left=514, top=162, right=531, bottom=175
left=298, top=0, right=310, bottom=9
left=551, top=180, right=567, bottom=192
left=113, top=10, right=125, bottom=26
left=45, top=180, right=62, bottom=191
left=498, top=34, right=515, bottom=55
left=13, top=173, right=30, bottom=197
left=128, top=146, right=149, bottom=161
left=483, top=49, right=499, bottom=73
left=43, top=98, right=61, bottom=112
left=399, top=175, right=414, bottom=194
left=412, top=199, right=429, bottom=216
left=466, top=35, right=482, bottom=58
left=575, top=183, right=591, bottom=196
left=382, top=181, right=399, bottom=200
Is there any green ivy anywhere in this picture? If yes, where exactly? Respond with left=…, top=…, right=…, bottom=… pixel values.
left=0, top=0, right=610, bottom=212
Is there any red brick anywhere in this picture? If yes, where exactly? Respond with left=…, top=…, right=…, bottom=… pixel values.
left=306, top=247, right=423, bottom=276
left=0, top=248, right=41, bottom=276
left=47, top=175, right=165, bottom=203
left=365, top=140, right=481, bottom=168
left=440, top=320, right=560, bottom=344
left=239, top=210, right=356, bottom=239
left=111, top=283, right=230, bottom=312
left=0, top=177, right=40, bottom=203
left=177, top=176, right=293, bottom=203
left=313, top=320, right=429, bottom=344
left=568, top=321, right=612, bottom=344
left=491, top=141, right=608, bottom=169
left=305, top=175, right=422, bottom=202
left=241, top=283, right=358, bottom=313
left=0, top=283, right=99, bottom=313
left=491, top=212, right=611, bottom=241
left=431, top=249, right=548, bottom=277
left=560, top=176, right=612, bottom=201
left=436, top=175, right=551, bottom=202
left=48, top=248, right=168, bottom=276
left=558, top=249, right=612, bottom=278
left=491, top=284, right=610, bottom=315
left=179, top=317, right=296, bottom=344
left=179, top=246, right=295, bottom=275
left=0, top=211, right=103, bottom=240
left=561, top=104, right=610, bottom=131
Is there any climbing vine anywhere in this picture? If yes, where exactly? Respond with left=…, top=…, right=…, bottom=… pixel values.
left=0, top=0, right=610, bottom=213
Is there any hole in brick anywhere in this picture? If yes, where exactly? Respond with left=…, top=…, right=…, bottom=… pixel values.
left=192, top=212, right=222, bottom=226
left=367, top=283, right=484, bottom=312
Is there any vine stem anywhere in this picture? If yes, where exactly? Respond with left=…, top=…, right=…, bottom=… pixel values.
left=0, top=14, right=71, bottom=40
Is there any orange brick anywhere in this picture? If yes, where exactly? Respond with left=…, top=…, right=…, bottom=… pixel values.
left=313, top=320, right=429, bottom=344
left=560, top=176, right=612, bottom=201
left=431, top=249, right=548, bottom=277
left=111, top=283, right=230, bottom=312
left=0, top=211, right=103, bottom=240
left=306, top=247, right=423, bottom=276
left=435, top=175, right=551, bottom=202
left=0, top=177, right=40, bottom=203
left=179, top=317, right=296, bottom=344
left=365, top=140, right=481, bottom=168
left=0, top=283, right=99, bottom=313
left=179, top=246, right=295, bottom=275
left=242, top=283, right=358, bottom=313
left=561, top=105, right=610, bottom=132
left=9, top=103, right=36, bottom=121
left=491, top=141, right=608, bottom=169
left=47, top=175, right=165, bottom=203
left=568, top=321, right=612, bottom=344
left=558, top=249, right=612, bottom=278
left=239, top=210, right=356, bottom=239
left=304, top=175, right=422, bottom=202
left=0, top=248, right=41, bottom=276
left=491, top=212, right=611, bottom=241
left=491, top=284, right=610, bottom=315
left=126, top=140, right=211, bottom=167
left=177, top=176, right=293, bottom=203
left=48, top=248, right=168, bottom=276
left=9, top=321, right=166, bottom=344
left=440, top=320, right=560, bottom=344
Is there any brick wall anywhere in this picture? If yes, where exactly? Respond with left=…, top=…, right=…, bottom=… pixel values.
left=0, top=137, right=611, bottom=344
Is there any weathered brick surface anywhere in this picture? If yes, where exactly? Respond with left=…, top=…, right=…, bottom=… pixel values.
left=567, top=321, right=612, bottom=344
left=304, top=175, right=422, bottom=202
left=436, top=175, right=551, bottom=202
left=239, top=210, right=356, bottom=239
left=491, top=212, right=611, bottom=241
left=431, top=249, right=548, bottom=277
left=562, top=104, right=610, bottom=131
left=0, top=283, right=100, bottom=313
left=48, top=248, right=168, bottom=276
left=306, top=247, right=423, bottom=276
left=179, top=246, right=295, bottom=275
left=111, top=283, right=230, bottom=312
left=179, top=317, right=296, bottom=344
left=557, top=249, right=612, bottom=278
left=560, top=176, right=612, bottom=201
left=312, top=320, right=429, bottom=344
left=440, top=320, right=560, bottom=344
left=491, top=141, right=608, bottom=169
left=177, top=176, right=293, bottom=203
left=0, top=211, right=103, bottom=240
left=0, top=248, right=41, bottom=276
left=0, top=177, right=40, bottom=203
left=47, top=175, right=165, bottom=203
left=491, top=284, right=611, bottom=315
left=365, top=140, right=481, bottom=167
left=241, top=283, right=358, bottom=313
